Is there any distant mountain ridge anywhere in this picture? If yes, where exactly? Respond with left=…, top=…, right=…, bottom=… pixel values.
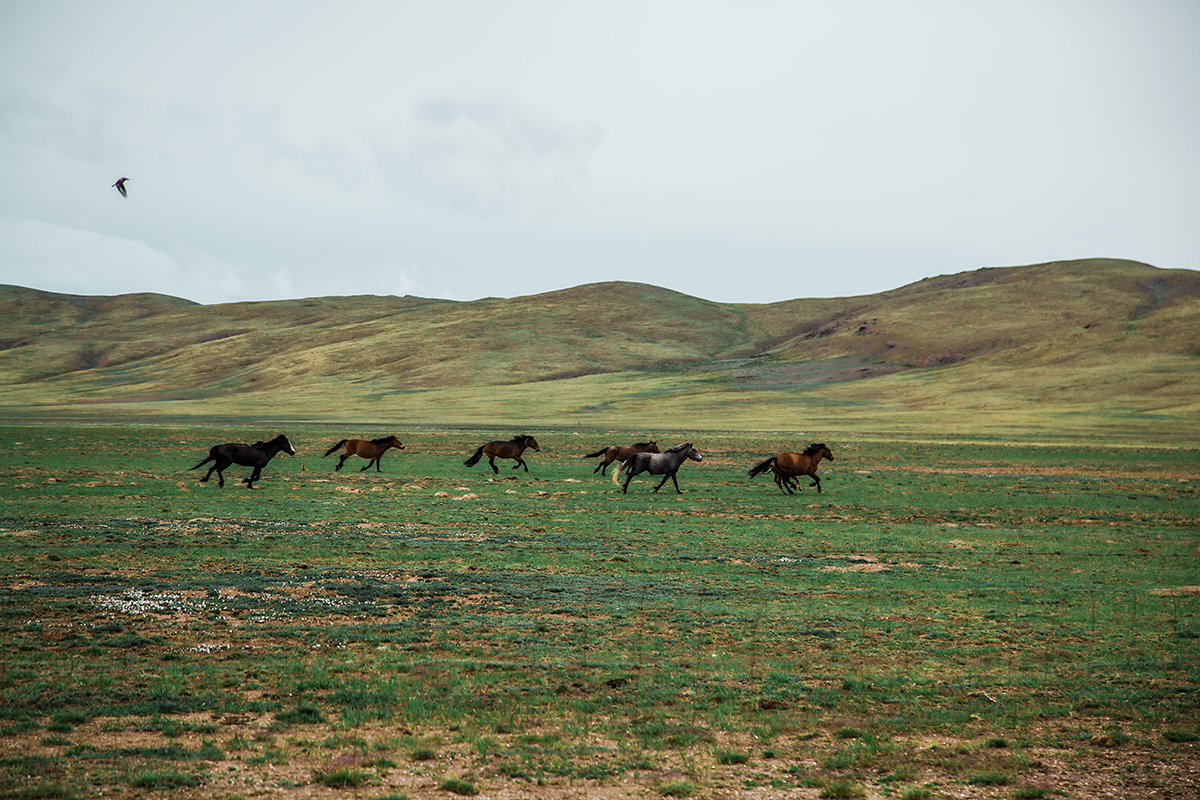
left=2, top=258, right=1198, bottom=435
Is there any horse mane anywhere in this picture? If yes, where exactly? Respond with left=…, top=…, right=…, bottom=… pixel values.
left=667, top=442, right=692, bottom=452
left=803, top=442, right=826, bottom=456
left=635, top=441, right=655, bottom=447
left=514, top=434, right=534, bottom=442
left=370, top=436, right=395, bottom=445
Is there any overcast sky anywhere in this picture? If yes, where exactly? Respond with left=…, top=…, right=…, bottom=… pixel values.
left=1, top=1, right=1197, bottom=305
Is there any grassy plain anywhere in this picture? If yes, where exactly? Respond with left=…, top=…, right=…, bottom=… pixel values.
left=1, top=422, right=1197, bottom=799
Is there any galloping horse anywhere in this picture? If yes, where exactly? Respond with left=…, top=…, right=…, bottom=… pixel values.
left=614, top=442, right=703, bottom=494
left=323, top=436, right=404, bottom=472
left=190, top=434, right=296, bottom=489
left=748, top=443, right=834, bottom=494
left=583, top=440, right=660, bottom=475
left=464, top=435, right=540, bottom=474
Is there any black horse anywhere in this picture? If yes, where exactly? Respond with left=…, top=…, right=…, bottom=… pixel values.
left=614, top=442, right=703, bottom=494
left=190, top=434, right=296, bottom=488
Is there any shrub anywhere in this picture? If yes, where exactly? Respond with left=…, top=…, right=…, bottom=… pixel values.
left=127, top=770, right=202, bottom=788
left=314, top=767, right=367, bottom=787
left=714, top=748, right=750, bottom=765
left=820, top=780, right=865, bottom=799
left=1163, top=729, right=1198, bottom=743
left=275, top=704, right=324, bottom=725
left=440, top=778, right=479, bottom=796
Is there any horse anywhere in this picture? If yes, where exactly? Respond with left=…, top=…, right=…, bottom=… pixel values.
left=748, top=443, right=834, bottom=494
left=464, top=435, right=540, bottom=474
left=613, top=442, right=703, bottom=494
left=583, top=440, right=660, bottom=475
left=190, top=434, right=296, bottom=489
left=323, top=436, right=404, bottom=472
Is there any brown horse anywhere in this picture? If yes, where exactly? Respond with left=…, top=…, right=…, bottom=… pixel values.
left=583, top=440, right=660, bottom=475
left=748, top=443, right=834, bottom=494
left=323, top=436, right=404, bottom=472
left=464, top=435, right=540, bottom=474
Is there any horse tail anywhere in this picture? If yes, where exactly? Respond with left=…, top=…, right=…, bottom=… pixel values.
left=583, top=448, right=608, bottom=459
left=464, top=446, right=484, bottom=468
left=612, top=455, right=634, bottom=486
left=323, top=439, right=348, bottom=457
left=189, top=449, right=216, bottom=470
left=748, top=456, right=776, bottom=479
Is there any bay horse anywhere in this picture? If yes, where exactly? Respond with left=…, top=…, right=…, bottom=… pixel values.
left=190, top=434, right=296, bottom=489
left=614, top=442, right=703, bottom=494
left=748, top=443, right=834, bottom=494
left=464, top=435, right=540, bottom=474
left=323, top=436, right=404, bottom=472
left=583, top=440, right=660, bottom=475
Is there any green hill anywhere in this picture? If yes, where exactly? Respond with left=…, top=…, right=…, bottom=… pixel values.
left=1, top=258, right=1197, bottom=441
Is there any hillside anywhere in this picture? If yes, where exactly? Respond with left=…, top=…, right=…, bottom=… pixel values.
left=1, top=258, right=1197, bottom=439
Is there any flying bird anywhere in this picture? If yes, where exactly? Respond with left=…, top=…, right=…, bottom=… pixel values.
left=112, top=177, right=129, bottom=197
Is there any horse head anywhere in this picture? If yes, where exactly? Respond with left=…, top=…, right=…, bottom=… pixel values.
left=521, top=435, right=540, bottom=451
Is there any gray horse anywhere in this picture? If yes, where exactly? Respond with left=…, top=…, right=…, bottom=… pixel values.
left=613, top=442, right=703, bottom=494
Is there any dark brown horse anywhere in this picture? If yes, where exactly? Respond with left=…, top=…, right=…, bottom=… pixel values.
left=464, top=435, right=540, bottom=474
left=583, top=440, right=660, bottom=475
left=323, top=436, right=404, bottom=472
left=190, top=434, right=296, bottom=489
left=748, top=443, right=834, bottom=494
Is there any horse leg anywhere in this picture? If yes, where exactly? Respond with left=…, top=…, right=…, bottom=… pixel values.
left=336, top=454, right=349, bottom=471
left=594, top=458, right=607, bottom=475
left=811, top=475, right=822, bottom=493
left=671, top=472, right=683, bottom=493
left=516, top=456, right=528, bottom=472
left=245, top=466, right=262, bottom=488
left=653, top=473, right=672, bottom=493
left=487, top=455, right=499, bottom=474
left=622, top=468, right=637, bottom=494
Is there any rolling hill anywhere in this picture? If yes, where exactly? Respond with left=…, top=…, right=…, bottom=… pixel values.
left=1, top=258, right=1197, bottom=441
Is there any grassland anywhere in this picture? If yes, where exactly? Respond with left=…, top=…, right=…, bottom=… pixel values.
left=1, top=259, right=1198, bottom=440
left=1, top=422, right=1197, bottom=799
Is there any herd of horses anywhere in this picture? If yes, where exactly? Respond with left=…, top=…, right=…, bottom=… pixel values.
left=190, top=433, right=833, bottom=493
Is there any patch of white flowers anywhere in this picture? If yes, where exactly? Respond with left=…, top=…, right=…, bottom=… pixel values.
left=90, top=589, right=192, bottom=616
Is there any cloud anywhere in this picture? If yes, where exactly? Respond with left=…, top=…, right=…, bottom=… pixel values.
left=369, top=94, right=604, bottom=216
left=0, top=219, right=246, bottom=303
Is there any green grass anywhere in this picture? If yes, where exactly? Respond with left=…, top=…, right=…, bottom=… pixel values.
left=0, top=421, right=1196, bottom=799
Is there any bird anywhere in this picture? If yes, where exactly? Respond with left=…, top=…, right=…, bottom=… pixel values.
left=112, top=177, right=129, bottom=197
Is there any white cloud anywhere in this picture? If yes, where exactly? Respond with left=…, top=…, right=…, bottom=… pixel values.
left=0, top=219, right=245, bottom=303
left=365, top=94, right=603, bottom=216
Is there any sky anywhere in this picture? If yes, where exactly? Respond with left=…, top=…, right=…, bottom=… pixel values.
left=1, top=0, right=1197, bottom=306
